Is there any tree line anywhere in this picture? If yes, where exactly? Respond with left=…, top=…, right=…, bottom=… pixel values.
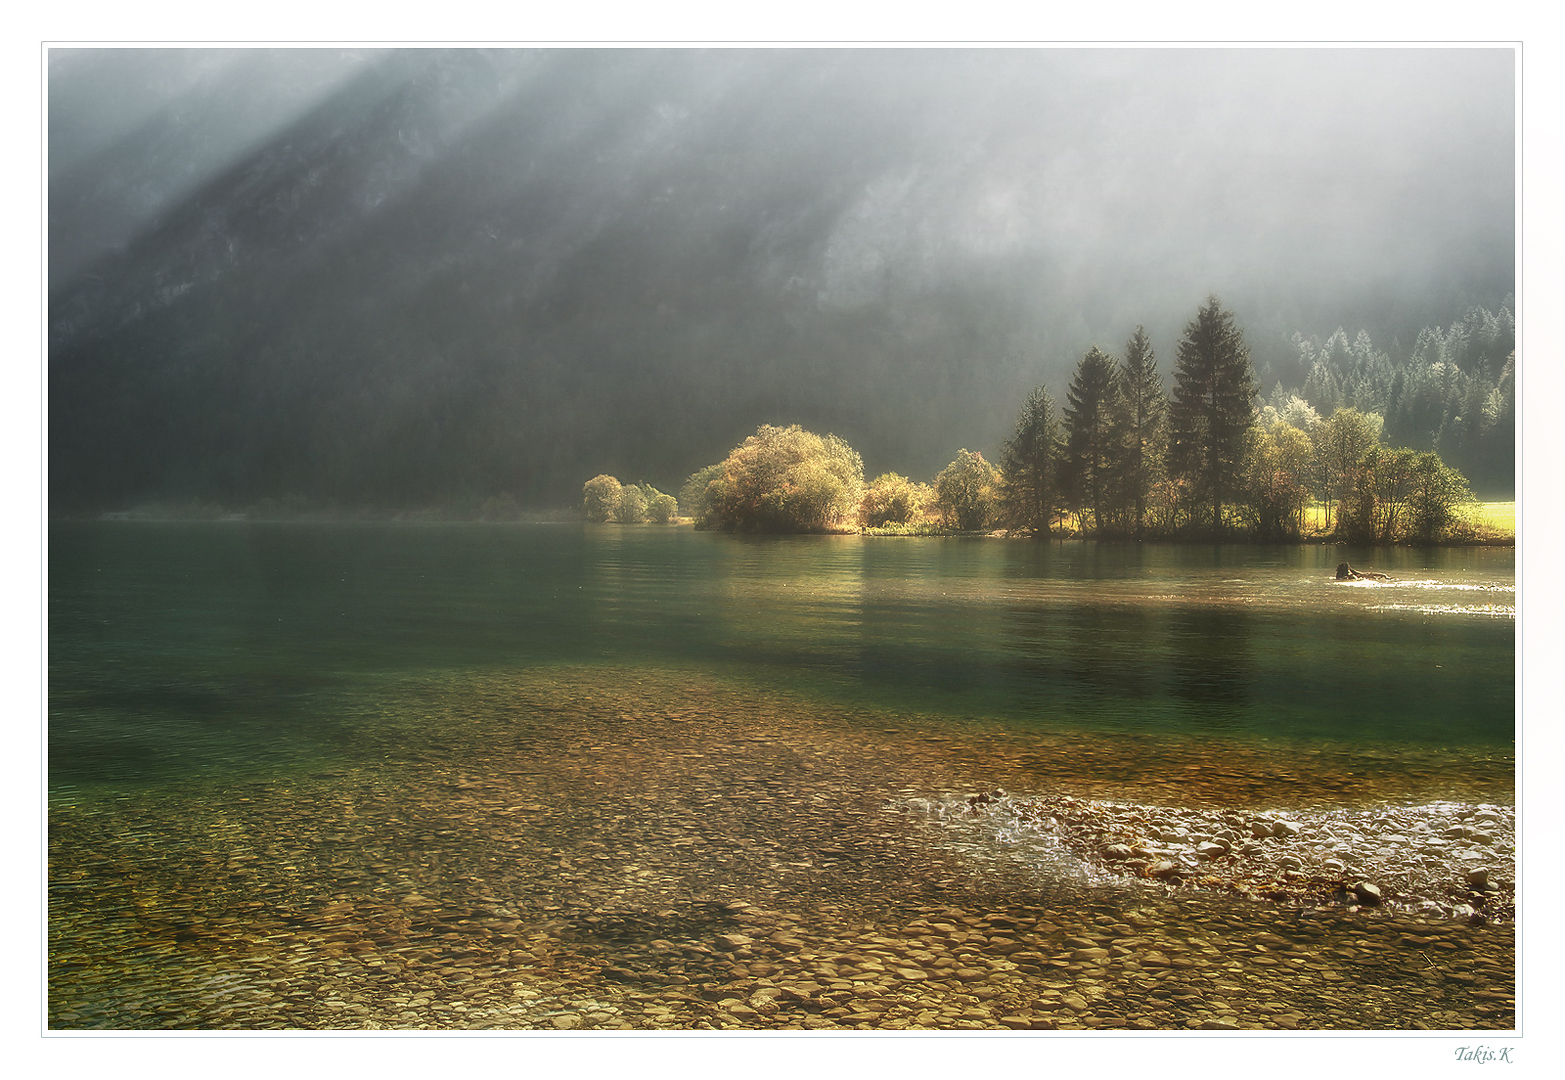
left=989, top=297, right=1266, bottom=540
left=588, top=296, right=1487, bottom=543
left=1287, top=301, right=1513, bottom=495
left=991, top=297, right=1479, bottom=543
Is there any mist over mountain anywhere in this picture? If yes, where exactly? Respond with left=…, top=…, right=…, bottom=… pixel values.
left=48, top=48, right=1515, bottom=513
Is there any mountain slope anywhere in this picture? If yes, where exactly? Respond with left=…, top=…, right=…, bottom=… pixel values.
left=49, top=49, right=1515, bottom=511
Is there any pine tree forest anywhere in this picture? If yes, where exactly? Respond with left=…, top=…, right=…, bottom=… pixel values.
left=992, top=297, right=1508, bottom=544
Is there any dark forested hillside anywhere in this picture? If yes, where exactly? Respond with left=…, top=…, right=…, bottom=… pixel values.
left=1270, top=303, right=1515, bottom=496
left=48, top=48, right=1516, bottom=513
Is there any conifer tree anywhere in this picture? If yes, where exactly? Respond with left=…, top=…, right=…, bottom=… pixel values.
left=999, top=384, right=1063, bottom=536
left=1168, top=297, right=1258, bottom=537
left=1063, top=346, right=1123, bottom=535
left=1113, top=326, right=1166, bottom=537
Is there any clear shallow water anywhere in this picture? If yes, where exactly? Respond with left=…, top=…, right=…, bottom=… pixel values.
left=49, top=522, right=1514, bottom=788
left=47, top=523, right=1517, bottom=1030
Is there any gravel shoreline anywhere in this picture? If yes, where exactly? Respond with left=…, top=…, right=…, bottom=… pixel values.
left=909, top=790, right=1515, bottom=924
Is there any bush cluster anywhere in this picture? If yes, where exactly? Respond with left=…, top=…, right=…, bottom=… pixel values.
left=682, top=424, right=865, bottom=533
left=860, top=473, right=934, bottom=528
left=581, top=475, right=678, bottom=524
left=675, top=429, right=996, bottom=534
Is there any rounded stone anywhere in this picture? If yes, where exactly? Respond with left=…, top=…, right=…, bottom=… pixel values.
left=1351, top=881, right=1382, bottom=905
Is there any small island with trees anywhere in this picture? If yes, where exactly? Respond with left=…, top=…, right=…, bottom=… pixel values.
left=584, top=298, right=1503, bottom=545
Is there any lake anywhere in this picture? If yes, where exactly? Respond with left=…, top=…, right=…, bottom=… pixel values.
left=47, top=522, right=1516, bottom=1030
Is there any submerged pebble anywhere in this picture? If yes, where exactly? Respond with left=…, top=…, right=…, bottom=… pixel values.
left=49, top=665, right=1515, bottom=1032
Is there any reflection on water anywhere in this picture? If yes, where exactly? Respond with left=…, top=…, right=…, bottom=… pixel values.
left=48, top=523, right=1514, bottom=785
left=1169, top=606, right=1250, bottom=725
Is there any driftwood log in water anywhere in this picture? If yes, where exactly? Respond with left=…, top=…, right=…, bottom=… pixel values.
left=1336, top=562, right=1392, bottom=581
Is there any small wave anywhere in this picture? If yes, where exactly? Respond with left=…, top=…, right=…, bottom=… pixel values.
left=897, top=791, right=1514, bottom=922
left=1339, top=578, right=1512, bottom=593
left=894, top=792, right=1121, bottom=888
left=1368, top=603, right=1514, bottom=618
left=1389, top=579, right=1512, bottom=593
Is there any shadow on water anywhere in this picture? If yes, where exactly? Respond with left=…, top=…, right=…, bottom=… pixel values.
left=1169, top=605, right=1250, bottom=729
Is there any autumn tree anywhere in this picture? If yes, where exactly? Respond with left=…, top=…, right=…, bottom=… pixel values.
left=614, top=483, right=647, bottom=523
left=1240, top=423, right=1313, bottom=540
left=935, top=449, right=999, bottom=531
left=1342, top=446, right=1418, bottom=543
left=691, top=424, right=865, bottom=532
left=1341, top=446, right=1473, bottom=544
left=679, top=463, right=724, bottom=527
left=582, top=474, right=623, bottom=522
left=1314, top=407, right=1383, bottom=533
left=1407, top=451, right=1475, bottom=543
left=637, top=483, right=679, bottom=523
left=860, top=472, right=933, bottom=527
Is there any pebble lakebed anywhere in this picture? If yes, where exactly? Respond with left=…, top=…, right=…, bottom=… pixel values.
left=49, top=666, right=1515, bottom=1031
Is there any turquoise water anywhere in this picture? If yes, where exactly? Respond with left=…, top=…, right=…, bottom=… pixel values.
left=48, top=522, right=1514, bottom=788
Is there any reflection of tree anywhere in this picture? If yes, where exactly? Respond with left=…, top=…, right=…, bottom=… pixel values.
left=999, top=600, right=1066, bottom=713
left=1001, top=594, right=1162, bottom=722
left=1070, top=603, right=1150, bottom=703
left=1169, top=605, right=1250, bottom=725
left=853, top=544, right=990, bottom=698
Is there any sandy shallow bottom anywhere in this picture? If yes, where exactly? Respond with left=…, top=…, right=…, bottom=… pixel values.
left=48, top=664, right=1515, bottom=1031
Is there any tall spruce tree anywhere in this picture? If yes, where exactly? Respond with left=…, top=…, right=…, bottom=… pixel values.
left=1063, top=346, right=1123, bottom=535
left=999, top=384, right=1063, bottom=536
left=1113, top=325, right=1166, bottom=538
left=1168, top=297, right=1258, bottom=536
